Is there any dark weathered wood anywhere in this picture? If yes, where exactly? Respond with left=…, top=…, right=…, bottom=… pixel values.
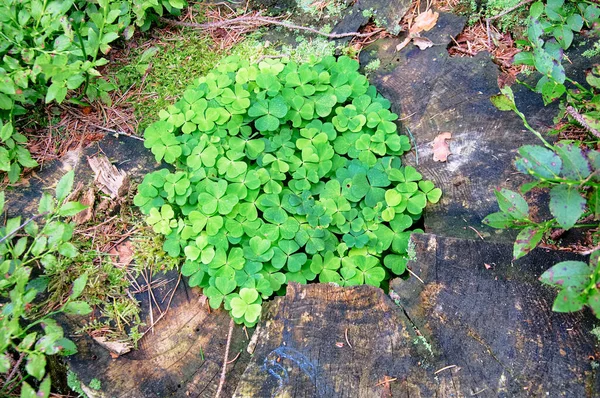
left=359, top=13, right=560, bottom=242
left=391, top=233, right=600, bottom=397
left=234, top=282, right=435, bottom=397
left=234, top=235, right=599, bottom=397
left=66, top=273, right=251, bottom=398
left=5, top=134, right=157, bottom=219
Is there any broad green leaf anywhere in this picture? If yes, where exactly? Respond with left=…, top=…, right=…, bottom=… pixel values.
left=552, top=287, right=586, bottom=312
left=549, top=185, right=586, bottom=229
left=56, top=171, right=75, bottom=201
left=515, top=145, right=562, bottom=179
left=495, top=188, right=529, bottom=220
left=554, top=141, right=590, bottom=180
left=70, top=273, right=88, bottom=300
left=513, top=226, right=545, bottom=260
left=539, top=261, right=590, bottom=290
left=63, top=301, right=93, bottom=315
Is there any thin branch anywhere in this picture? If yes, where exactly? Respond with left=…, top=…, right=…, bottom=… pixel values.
left=215, top=318, right=235, bottom=398
left=160, top=14, right=382, bottom=39
left=407, top=268, right=425, bottom=284
left=487, top=0, right=535, bottom=21
left=1, top=352, right=25, bottom=392
left=87, top=123, right=145, bottom=142
left=0, top=212, right=49, bottom=245
left=485, top=0, right=535, bottom=47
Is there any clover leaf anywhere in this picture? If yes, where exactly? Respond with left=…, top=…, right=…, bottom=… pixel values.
left=138, top=55, right=439, bottom=327
left=230, top=288, right=262, bottom=325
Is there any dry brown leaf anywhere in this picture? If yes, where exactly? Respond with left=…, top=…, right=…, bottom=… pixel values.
left=88, top=156, right=129, bottom=199
left=432, top=132, right=452, bottom=162
left=93, top=336, right=132, bottom=356
left=413, top=37, right=434, bottom=50
left=109, top=241, right=134, bottom=266
left=395, top=36, right=412, bottom=52
left=72, top=187, right=95, bottom=225
left=410, top=10, right=439, bottom=35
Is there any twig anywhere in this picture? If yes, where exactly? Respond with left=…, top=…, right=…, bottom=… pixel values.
left=139, top=272, right=182, bottom=339
left=468, top=226, right=485, bottom=241
left=566, top=106, right=600, bottom=138
left=215, top=318, right=235, bottom=398
left=0, top=212, right=49, bottom=245
left=451, top=46, right=477, bottom=56
left=226, top=351, right=241, bottom=364
left=87, top=123, right=145, bottom=141
left=407, top=268, right=425, bottom=284
left=485, top=0, right=535, bottom=47
left=160, top=14, right=382, bottom=39
left=2, top=352, right=25, bottom=392
left=578, top=244, right=600, bottom=256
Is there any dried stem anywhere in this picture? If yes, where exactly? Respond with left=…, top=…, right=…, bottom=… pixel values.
left=485, top=0, right=535, bottom=47
left=215, top=318, right=235, bottom=398
left=0, top=212, right=49, bottom=245
left=566, top=106, right=600, bottom=139
left=160, top=13, right=381, bottom=39
left=2, top=352, right=25, bottom=392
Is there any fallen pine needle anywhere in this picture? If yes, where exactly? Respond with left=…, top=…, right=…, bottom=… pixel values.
left=407, top=268, right=425, bottom=284
left=434, top=364, right=457, bottom=374
left=226, top=351, right=241, bottom=364
left=468, top=226, right=485, bottom=240
left=373, top=377, right=397, bottom=387
left=345, top=327, right=353, bottom=349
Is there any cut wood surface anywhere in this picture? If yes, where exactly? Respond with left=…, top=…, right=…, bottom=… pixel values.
left=392, top=233, right=600, bottom=397
left=233, top=234, right=599, bottom=397
left=234, top=282, right=430, bottom=397
left=66, top=271, right=250, bottom=397
left=360, top=12, right=563, bottom=241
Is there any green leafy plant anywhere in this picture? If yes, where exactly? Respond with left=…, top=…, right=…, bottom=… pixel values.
left=485, top=86, right=600, bottom=316
left=134, top=55, right=441, bottom=326
left=0, top=0, right=187, bottom=113
left=513, top=0, right=600, bottom=127
left=0, top=0, right=186, bottom=182
left=0, top=171, right=92, bottom=398
left=0, top=121, right=37, bottom=184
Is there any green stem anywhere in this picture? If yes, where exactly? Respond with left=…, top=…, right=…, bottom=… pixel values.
left=565, top=76, right=592, bottom=95
left=75, top=30, right=90, bottom=99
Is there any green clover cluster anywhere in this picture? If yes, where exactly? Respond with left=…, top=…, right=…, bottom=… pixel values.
left=134, top=55, right=441, bottom=326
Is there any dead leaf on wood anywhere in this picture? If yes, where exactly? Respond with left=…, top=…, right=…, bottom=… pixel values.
left=73, top=188, right=95, bottom=225
left=109, top=240, right=134, bottom=266
left=88, top=156, right=130, bottom=199
left=410, top=9, right=439, bottom=35
left=413, top=37, right=434, bottom=50
left=93, top=336, right=132, bottom=356
left=395, top=36, right=413, bottom=52
left=396, top=10, right=439, bottom=52
left=432, top=132, right=452, bottom=162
